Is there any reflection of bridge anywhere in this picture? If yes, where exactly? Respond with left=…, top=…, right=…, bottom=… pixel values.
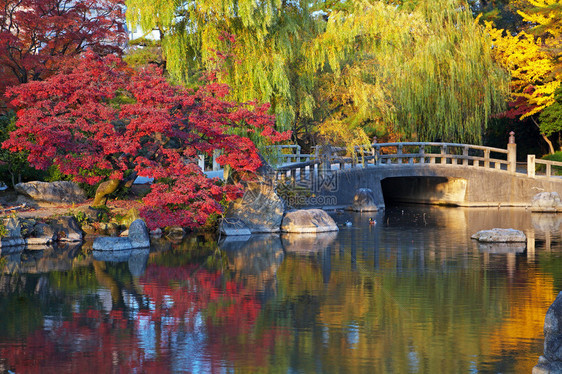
left=270, top=133, right=562, bottom=209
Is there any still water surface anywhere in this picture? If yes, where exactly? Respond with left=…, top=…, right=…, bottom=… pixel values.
left=1, top=206, right=562, bottom=373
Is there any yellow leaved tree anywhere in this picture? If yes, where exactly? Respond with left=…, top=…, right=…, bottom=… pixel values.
left=485, top=0, right=561, bottom=153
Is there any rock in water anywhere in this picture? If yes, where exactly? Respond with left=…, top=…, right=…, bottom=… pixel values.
left=281, top=209, right=339, bottom=233
left=50, top=216, right=83, bottom=242
left=220, top=218, right=251, bottom=236
left=128, top=219, right=150, bottom=248
left=350, top=188, right=378, bottom=212
left=0, top=217, right=25, bottom=248
left=93, top=219, right=150, bottom=251
left=26, top=222, right=57, bottom=246
left=471, top=228, right=526, bottom=243
left=15, top=181, right=86, bottom=204
left=222, top=180, right=284, bottom=234
left=532, top=192, right=562, bottom=212
left=534, top=291, right=562, bottom=374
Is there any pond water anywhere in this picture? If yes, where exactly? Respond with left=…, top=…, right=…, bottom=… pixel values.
left=1, top=206, right=562, bottom=373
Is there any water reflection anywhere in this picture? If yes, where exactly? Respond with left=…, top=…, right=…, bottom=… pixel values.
left=1, top=207, right=562, bottom=373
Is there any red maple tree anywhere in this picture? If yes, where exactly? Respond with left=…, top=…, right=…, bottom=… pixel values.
left=3, top=52, right=290, bottom=229
left=0, top=0, right=126, bottom=104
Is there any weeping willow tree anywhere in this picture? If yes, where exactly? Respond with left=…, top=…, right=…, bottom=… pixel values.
left=307, top=0, right=511, bottom=144
left=126, top=0, right=322, bottom=136
left=126, top=0, right=510, bottom=145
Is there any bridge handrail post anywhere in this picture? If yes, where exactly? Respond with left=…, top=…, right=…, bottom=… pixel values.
left=507, top=131, right=517, bottom=174
left=484, top=149, right=490, bottom=168
left=375, top=145, right=381, bottom=165
left=440, top=145, right=447, bottom=164
left=371, top=136, right=377, bottom=166
left=198, top=154, right=205, bottom=171
left=419, top=144, right=425, bottom=164
left=398, top=144, right=403, bottom=164
left=463, top=146, right=469, bottom=166
left=212, top=149, right=221, bottom=171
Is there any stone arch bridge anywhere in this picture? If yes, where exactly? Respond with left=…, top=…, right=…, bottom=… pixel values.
left=271, top=136, right=562, bottom=210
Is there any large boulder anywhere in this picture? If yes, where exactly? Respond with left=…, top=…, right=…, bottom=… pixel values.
left=93, top=219, right=150, bottom=251
left=128, top=219, right=150, bottom=248
left=281, top=209, right=339, bottom=233
left=350, top=188, right=378, bottom=212
left=220, top=155, right=285, bottom=234
left=26, top=222, right=57, bottom=246
left=15, top=181, right=86, bottom=204
left=532, top=192, right=562, bottom=212
left=50, top=216, right=83, bottom=242
left=470, top=228, right=526, bottom=243
left=534, top=292, right=562, bottom=374
left=222, top=181, right=284, bottom=234
left=219, top=218, right=251, bottom=236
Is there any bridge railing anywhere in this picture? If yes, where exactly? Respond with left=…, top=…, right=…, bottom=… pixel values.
left=264, top=145, right=317, bottom=166
left=272, top=140, right=519, bottom=190
left=368, top=142, right=513, bottom=171
left=527, top=155, right=562, bottom=179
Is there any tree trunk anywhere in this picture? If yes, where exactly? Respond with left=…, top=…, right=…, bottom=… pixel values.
left=93, top=179, right=120, bottom=206
left=542, top=133, right=555, bottom=155
left=532, top=117, right=555, bottom=154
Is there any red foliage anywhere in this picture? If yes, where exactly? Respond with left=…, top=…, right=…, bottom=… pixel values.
left=0, top=265, right=287, bottom=373
left=0, top=0, right=126, bottom=100
left=3, top=53, right=290, bottom=229
left=498, top=86, right=538, bottom=120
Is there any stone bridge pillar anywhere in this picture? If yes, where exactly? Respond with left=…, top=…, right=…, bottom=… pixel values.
left=508, top=131, right=517, bottom=174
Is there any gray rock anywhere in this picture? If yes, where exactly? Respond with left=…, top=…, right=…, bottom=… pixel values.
left=0, top=217, right=25, bottom=248
left=471, top=228, right=526, bottom=242
left=15, top=181, right=86, bottom=204
left=50, top=216, right=83, bottom=242
left=350, top=188, right=378, bottom=212
left=532, top=192, right=562, bottom=212
left=533, top=292, right=562, bottom=373
left=26, top=222, right=56, bottom=246
left=281, top=209, right=339, bottom=233
left=99, top=222, right=119, bottom=236
left=223, top=181, right=284, bottom=233
left=220, top=218, right=251, bottom=236
left=128, top=219, right=150, bottom=248
left=93, top=219, right=150, bottom=251
left=149, top=228, right=162, bottom=237
left=5, top=217, right=21, bottom=237
left=93, top=236, right=133, bottom=251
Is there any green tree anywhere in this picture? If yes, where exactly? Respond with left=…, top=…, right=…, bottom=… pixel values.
left=126, top=0, right=509, bottom=145
left=540, top=86, right=562, bottom=137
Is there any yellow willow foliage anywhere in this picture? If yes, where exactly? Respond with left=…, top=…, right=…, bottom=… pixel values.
left=486, top=23, right=560, bottom=118
left=306, top=0, right=510, bottom=143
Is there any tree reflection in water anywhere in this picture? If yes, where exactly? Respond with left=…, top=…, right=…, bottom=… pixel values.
left=1, top=207, right=562, bottom=373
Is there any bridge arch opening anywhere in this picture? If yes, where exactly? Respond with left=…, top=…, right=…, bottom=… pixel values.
left=380, top=176, right=468, bottom=206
